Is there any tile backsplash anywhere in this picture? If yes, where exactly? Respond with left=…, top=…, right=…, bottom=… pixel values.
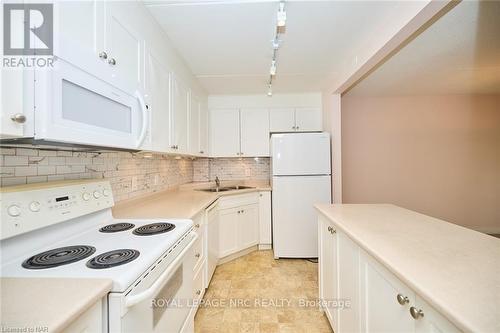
left=193, top=157, right=270, bottom=182
left=0, top=148, right=271, bottom=201
left=0, top=148, right=193, bottom=202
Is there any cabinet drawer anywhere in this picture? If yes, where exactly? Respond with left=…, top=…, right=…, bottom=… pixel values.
left=192, top=229, right=205, bottom=272
left=218, top=193, right=259, bottom=210
left=193, top=263, right=205, bottom=303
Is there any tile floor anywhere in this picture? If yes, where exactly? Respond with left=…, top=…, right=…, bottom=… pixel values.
left=194, top=250, right=333, bottom=333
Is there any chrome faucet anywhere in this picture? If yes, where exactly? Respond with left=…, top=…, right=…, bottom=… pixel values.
left=215, top=176, right=220, bottom=189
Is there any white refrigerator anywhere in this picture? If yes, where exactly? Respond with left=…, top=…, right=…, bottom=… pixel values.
left=271, top=132, right=332, bottom=258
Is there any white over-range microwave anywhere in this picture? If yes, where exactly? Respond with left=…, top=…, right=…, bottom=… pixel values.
left=2, top=42, right=149, bottom=151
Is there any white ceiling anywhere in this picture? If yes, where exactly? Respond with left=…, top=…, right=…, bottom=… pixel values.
left=146, top=0, right=425, bottom=95
left=347, top=1, right=500, bottom=97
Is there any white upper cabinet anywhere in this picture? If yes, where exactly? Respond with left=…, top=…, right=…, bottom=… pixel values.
left=240, top=108, right=270, bottom=157
left=295, top=107, right=322, bottom=132
left=210, top=109, right=240, bottom=157
left=143, top=49, right=171, bottom=152
left=269, top=108, right=295, bottom=132
left=270, top=107, right=322, bottom=132
left=210, top=108, right=270, bottom=157
left=189, top=93, right=200, bottom=155
left=199, top=104, right=209, bottom=156
left=171, top=76, right=189, bottom=153
left=103, top=2, right=143, bottom=93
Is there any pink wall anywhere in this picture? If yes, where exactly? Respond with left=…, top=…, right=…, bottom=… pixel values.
left=341, top=94, right=500, bottom=233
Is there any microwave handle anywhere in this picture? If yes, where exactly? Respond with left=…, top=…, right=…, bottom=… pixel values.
left=124, top=232, right=198, bottom=308
left=135, top=91, right=149, bottom=148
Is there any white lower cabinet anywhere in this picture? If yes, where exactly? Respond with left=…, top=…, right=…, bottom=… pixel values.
left=318, top=214, right=461, bottom=333
left=218, top=193, right=259, bottom=258
left=62, top=299, right=105, bottom=333
left=258, top=191, right=272, bottom=248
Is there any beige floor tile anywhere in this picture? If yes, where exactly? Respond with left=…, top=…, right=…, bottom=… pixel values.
left=194, top=250, right=333, bottom=333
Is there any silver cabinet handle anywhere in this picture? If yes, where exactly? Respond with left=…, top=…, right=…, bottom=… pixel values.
left=327, top=226, right=332, bottom=232
left=410, top=307, right=424, bottom=320
left=108, top=58, right=116, bottom=65
left=259, top=194, right=263, bottom=197
left=10, top=113, right=26, bottom=124
left=195, top=223, right=200, bottom=228
left=99, top=51, right=108, bottom=59
left=292, top=126, right=296, bottom=130
left=171, top=145, right=176, bottom=149
left=195, top=253, right=201, bottom=258
left=296, top=126, right=300, bottom=130
left=397, top=294, right=409, bottom=305
left=240, top=152, right=244, bottom=155
left=199, top=151, right=204, bottom=154
left=196, top=290, right=201, bottom=295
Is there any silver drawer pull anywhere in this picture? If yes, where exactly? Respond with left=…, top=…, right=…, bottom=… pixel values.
left=108, top=58, right=116, bottom=65
left=327, top=226, right=332, bottom=232
left=195, top=223, right=200, bottom=228
left=99, top=51, right=108, bottom=59
left=397, top=294, right=409, bottom=305
left=10, top=113, right=26, bottom=123
left=196, top=290, right=201, bottom=295
left=410, top=307, right=424, bottom=320
left=195, top=253, right=201, bottom=258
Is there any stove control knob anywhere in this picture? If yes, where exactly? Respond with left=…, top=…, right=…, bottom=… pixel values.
left=82, top=192, right=91, bottom=201
left=103, top=189, right=110, bottom=197
left=7, top=204, right=21, bottom=217
left=29, top=201, right=41, bottom=212
left=93, top=190, right=102, bottom=199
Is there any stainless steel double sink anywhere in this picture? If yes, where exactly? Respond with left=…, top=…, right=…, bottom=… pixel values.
left=196, top=185, right=255, bottom=193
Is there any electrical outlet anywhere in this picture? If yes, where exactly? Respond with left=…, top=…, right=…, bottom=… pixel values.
left=131, top=176, right=138, bottom=191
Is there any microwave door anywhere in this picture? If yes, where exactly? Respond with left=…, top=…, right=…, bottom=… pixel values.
left=34, top=58, right=148, bottom=150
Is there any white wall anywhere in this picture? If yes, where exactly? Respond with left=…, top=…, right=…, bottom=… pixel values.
left=208, top=93, right=322, bottom=109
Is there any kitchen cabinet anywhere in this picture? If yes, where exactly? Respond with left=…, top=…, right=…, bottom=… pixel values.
left=189, top=94, right=200, bottom=155
left=318, top=213, right=461, bottom=333
left=270, top=107, right=322, bottom=132
left=318, top=216, right=339, bottom=331
left=258, top=191, right=272, bottom=248
left=171, top=75, right=189, bottom=153
left=1, top=69, right=33, bottom=138
left=218, top=193, right=260, bottom=258
left=199, top=104, right=209, bottom=156
left=206, top=201, right=219, bottom=287
left=210, top=108, right=270, bottom=157
left=240, top=108, right=270, bottom=157
left=210, top=109, right=240, bottom=157
left=62, top=299, right=104, bottom=333
left=103, top=2, right=143, bottom=92
left=143, top=49, right=171, bottom=152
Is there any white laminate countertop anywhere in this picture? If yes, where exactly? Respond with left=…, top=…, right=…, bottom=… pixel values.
left=314, top=204, right=500, bottom=333
left=112, top=181, right=271, bottom=220
left=0, top=277, right=112, bottom=333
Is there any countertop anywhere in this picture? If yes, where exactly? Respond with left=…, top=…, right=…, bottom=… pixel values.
left=314, top=204, right=500, bottom=333
left=0, top=277, right=112, bottom=333
left=113, top=181, right=271, bottom=219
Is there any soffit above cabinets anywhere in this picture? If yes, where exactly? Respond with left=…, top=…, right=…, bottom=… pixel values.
left=145, top=0, right=426, bottom=94
left=346, top=1, right=500, bottom=97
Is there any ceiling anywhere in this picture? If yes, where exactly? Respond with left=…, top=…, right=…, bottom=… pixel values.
left=347, top=0, right=500, bottom=97
left=146, top=0, right=425, bottom=95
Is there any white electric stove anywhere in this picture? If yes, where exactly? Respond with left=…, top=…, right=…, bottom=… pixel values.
left=0, top=180, right=197, bottom=333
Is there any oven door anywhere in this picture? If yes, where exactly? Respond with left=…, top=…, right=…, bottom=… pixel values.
left=109, top=235, right=196, bottom=333
left=33, top=57, right=148, bottom=150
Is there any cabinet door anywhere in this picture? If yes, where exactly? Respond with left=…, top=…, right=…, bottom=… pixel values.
left=238, top=204, right=259, bottom=250
left=171, top=76, right=189, bottom=152
left=199, top=104, right=208, bottom=156
left=1, top=70, right=32, bottom=138
left=209, top=109, right=240, bottom=157
left=338, top=230, right=360, bottom=333
left=104, top=2, right=142, bottom=92
left=258, top=192, right=272, bottom=245
left=218, top=208, right=239, bottom=258
left=240, top=108, right=270, bottom=157
left=295, top=107, right=322, bottom=132
left=319, top=217, right=338, bottom=331
left=269, top=108, right=295, bottom=132
left=188, top=93, right=200, bottom=155
left=144, top=50, right=171, bottom=152
left=414, top=296, right=461, bottom=333
left=359, top=251, right=415, bottom=333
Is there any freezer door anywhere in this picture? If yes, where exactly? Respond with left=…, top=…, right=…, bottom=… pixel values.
left=271, top=133, right=331, bottom=175
left=272, top=175, right=332, bottom=258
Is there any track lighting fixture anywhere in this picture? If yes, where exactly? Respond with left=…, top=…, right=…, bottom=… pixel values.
left=270, top=60, right=277, bottom=76
left=277, top=2, right=286, bottom=28
left=267, top=84, right=273, bottom=97
left=265, top=1, right=287, bottom=96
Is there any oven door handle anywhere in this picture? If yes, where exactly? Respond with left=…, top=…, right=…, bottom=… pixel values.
left=124, top=232, right=198, bottom=308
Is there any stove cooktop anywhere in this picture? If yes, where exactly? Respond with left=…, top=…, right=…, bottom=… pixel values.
left=1, top=218, right=193, bottom=292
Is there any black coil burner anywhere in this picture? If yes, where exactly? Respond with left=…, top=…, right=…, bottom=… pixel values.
left=86, top=249, right=140, bottom=269
left=22, top=245, right=96, bottom=269
left=99, top=223, right=135, bottom=233
left=133, top=223, right=175, bottom=236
